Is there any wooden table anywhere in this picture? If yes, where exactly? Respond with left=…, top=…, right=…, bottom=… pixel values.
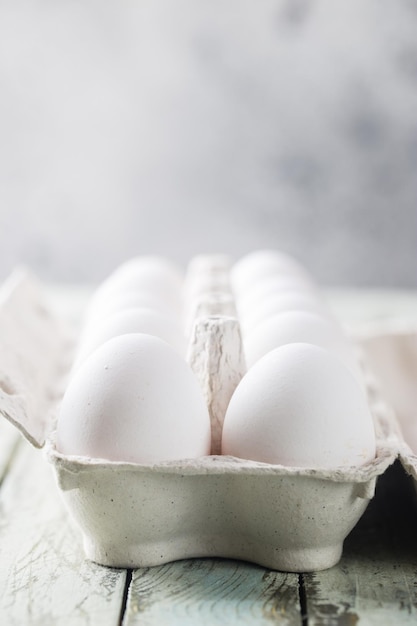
left=1, top=287, right=417, bottom=625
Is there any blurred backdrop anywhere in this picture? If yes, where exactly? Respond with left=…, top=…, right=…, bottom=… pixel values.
left=0, top=0, right=416, bottom=287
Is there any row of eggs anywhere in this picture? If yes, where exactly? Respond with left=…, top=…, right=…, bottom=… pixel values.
left=56, top=251, right=376, bottom=469
left=232, top=251, right=363, bottom=380
left=226, top=251, right=374, bottom=465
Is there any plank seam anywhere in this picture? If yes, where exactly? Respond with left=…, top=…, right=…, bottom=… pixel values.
left=298, top=573, right=308, bottom=626
left=118, top=568, right=133, bottom=626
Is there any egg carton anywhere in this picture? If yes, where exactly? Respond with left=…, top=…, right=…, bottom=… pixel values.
left=0, top=263, right=410, bottom=573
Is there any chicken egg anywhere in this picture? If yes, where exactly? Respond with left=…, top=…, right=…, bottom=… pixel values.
left=244, top=310, right=362, bottom=381
left=239, top=291, right=330, bottom=333
left=74, top=307, right=186, bottom=368
left=221, top=343, right=376, bottom=468
left=84, top=289, right=181, bottom=329
left=57, top=333, right=211, bottom=464
left=88, top=256, right=184, bottom=316
left=104, top=255, right=183, bottom=293
left=236, top=274, right=317, bottom=316
left=231, top=250, right=312, bottom=295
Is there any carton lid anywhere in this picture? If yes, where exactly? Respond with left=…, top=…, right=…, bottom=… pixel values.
left=0, top=268, right=72, bottom=448
left=357, top=324, right=417, bottom=479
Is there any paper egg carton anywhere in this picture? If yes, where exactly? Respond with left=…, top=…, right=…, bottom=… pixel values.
left=354, top=322, right=417, bottom=489
left=0, top=260, right=408, bottom=573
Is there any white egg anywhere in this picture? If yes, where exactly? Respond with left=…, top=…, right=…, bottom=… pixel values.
left=236, top=274, right=317, bottom=316
left=221, top=343, right=376, bottom=468
left=74, top=307, right=186, bottom=367
left=231, top=250, right=312, bottom=295
left=89, top=256, right=184, bottom=315
left=84, top=289, right=181, bottom=328
left=106, top=255, right=183, bottom=293
left=244, top=310, right=362, bottom=381
left=57, top=334, right=211, bottom=464
left=240, top=291, right=330, bottom=333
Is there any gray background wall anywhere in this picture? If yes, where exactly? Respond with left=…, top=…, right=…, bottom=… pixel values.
left=0, top=0, right=416, bottom=287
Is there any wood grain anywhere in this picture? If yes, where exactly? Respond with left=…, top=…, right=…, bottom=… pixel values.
left=0, top=443, right=126, bottom=626
left=304, top=462, right=417, bottom=625
left=124, top=559, right=301, bottom=625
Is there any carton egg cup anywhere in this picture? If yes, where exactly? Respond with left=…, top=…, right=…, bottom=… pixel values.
left=0, top=265, right=406, bottom=572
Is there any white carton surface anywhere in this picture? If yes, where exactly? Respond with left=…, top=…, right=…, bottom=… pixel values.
left=0, top=264, right=407, bottom=572
left=357, top=324, right=417, bottom=487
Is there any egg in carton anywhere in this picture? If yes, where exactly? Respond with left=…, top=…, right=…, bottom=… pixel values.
left=0, top=253, right=402, bottom=573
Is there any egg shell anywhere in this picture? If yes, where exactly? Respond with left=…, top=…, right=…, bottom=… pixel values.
left=231, top=250, right=312, bottom=295
left=88, top=256, right=184, bottom=316
left=57, top=333, right=211, bottom=464
left=84, top=289, right=182, bottom=329
left=103, top=256, right=183, bottom=294
left=74, top=306, right=186, bottom=368
left=222, top=343, right=376, bottom=468
left=244, top=310, right=362, bottom=381
left=236, top=274, right=318, bottom=315
left=240, top=291, right=331, bottom=333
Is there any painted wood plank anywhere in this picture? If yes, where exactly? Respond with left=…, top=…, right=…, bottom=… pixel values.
left=303, top=461, right=417, bottom=625
left=0, top=442, right=127, bottom=626
left=124, top=559, right=301, bottom=625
